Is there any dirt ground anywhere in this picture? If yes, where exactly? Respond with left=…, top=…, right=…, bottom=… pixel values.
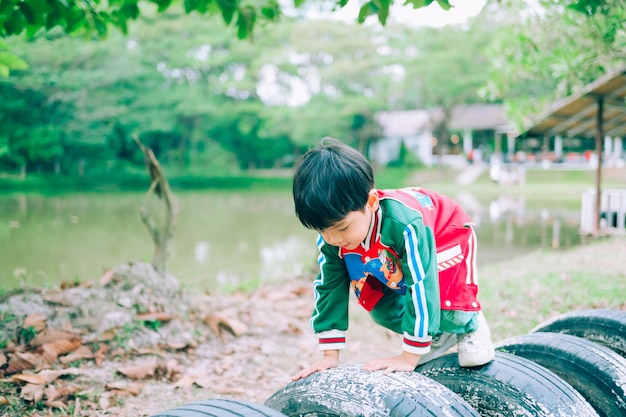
left=1, top=236, right=625, bottom=417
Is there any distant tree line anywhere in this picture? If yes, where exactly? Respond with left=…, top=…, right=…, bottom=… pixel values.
left=0, top=0, right=623, bottom=180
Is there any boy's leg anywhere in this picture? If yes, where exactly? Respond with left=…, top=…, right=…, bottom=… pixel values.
left=456, top=311, right=495, bottom=367
left=416, top=332, right=458, bottom=365
left=368, top=288, right=404, bottom=334
left=370, top=294, right=459, bottom=366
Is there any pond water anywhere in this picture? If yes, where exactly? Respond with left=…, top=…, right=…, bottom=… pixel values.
left=0, top=190, right=582, bottom=293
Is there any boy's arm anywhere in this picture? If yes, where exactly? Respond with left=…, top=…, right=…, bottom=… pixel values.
left=310, top=237, right=351, bottom=349
left=293, top=236, right=349, bottom=380
left=291, top=350, right=339, bottom=380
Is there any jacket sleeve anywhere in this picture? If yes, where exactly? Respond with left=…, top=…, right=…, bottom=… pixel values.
left=394, top=219, right=441, bottom=355
left=310, top=234, right=351, bottom=351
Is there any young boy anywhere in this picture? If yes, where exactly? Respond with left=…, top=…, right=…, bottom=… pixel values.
left=291, top=137, right=495, bottom=381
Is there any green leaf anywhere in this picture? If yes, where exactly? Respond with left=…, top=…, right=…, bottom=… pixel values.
left=357, top=2, right=377, bottom=23
left=4, top=9, right=25, bottom=35
left=155, top=0, right=173, bottom=13
left=236, top=5, right=255, bottom=39
left=122, top=2, right=140, bottom=20
left=403, top=0, right=433, bottom=9
left=376, top=0, right=389, bottom=25
left=435, top=0, right=451, bottom=11
left=218, top=0, right=237, bottom=24
left=293, top=0, right=305, bottom=8
left=0, top=63, right=9, bottom=78
left=45, top=8, right=61, bottom=30
left=17, top=1, right=37, bottom=25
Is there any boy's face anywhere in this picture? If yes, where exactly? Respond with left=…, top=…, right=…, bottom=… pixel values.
left=319, top=190, right=379, bottom=250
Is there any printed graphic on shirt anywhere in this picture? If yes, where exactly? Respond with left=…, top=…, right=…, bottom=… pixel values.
left=344, top=248, right=406, bottom=297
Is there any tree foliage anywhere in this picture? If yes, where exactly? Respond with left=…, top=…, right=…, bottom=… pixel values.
left=481, top=0, right=626, bottom=130
left=0, top=8, right=492, bottom=178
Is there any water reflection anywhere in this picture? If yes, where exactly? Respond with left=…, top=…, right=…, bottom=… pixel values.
left=0, top=191, right=581, bottom=293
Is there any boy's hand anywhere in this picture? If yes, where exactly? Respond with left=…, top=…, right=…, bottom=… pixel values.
left=291, top=350, right=339, bottom=381
left=363, top=351, right=421, bottom=374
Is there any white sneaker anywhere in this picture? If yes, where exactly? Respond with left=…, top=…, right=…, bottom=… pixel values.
left=457, top=312, right=495, bottom=367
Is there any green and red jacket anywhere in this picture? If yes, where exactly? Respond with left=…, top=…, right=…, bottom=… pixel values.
left=311, top=187, right=480, bottom=355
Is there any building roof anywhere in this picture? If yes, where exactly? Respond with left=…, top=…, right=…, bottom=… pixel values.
left=375, top=110, right=431, bottom=137
left=523, top=66, right=626, bottom=139
left=376, top=104, right=514, bottom=138
left=448, top=104, right=513, bottom=132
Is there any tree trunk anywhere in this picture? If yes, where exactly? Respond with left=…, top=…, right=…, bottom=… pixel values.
left=132, top=135, right=177, bottom=274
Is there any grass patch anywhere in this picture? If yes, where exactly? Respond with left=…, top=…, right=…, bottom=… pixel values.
left=479, top=235, right=626, bottom=341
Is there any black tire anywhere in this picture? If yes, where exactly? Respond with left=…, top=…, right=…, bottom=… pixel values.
left=496, top=332, right=626, bottom=417
left=151, top=398, right=289, bottom=417
left=416, top=351, right=599, bottom=417
left=530, top=309, right=626, bottom=358
left=264, top=363, right=480, bottom=417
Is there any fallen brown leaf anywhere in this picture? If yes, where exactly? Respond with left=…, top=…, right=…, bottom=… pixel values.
left=99, top=269, right=116, bottom=286
left=117, top=362, right=157, bottom=380
left=12, top=368, right=84, bottom=385
left=20, top=383, right=44, bottom=403
left=35, top=343, right=58, bottom=370
left=94, top=343, right=108, bottom=367
left=44, top=399, right=67, bottom=409
left=60, top=345, right=94, bottom=365
left=135, top=312, right=172, bottom=322
left=204, top=313, right=248, bottom=337
left=105, top=381, right=143, bottom=396
left=30, top=329, right=82, bottom=348
left=41, top=293, right=72, bottom=306
left=6, top=351, right=39, bottom=374
left=0, top=396, right=9, bottom=405
left=23, top=314, right=47, bottom=332
left=173, top=373, right=213, bottom=389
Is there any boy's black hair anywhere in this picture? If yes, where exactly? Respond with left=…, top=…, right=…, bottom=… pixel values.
left=292, top=137, right=375, bottom=230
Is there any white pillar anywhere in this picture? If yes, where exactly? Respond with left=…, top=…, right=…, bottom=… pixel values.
left=614, top=137, right=622, bottom=159
left=507, top=134, right=515, bottom=160
left=463, top=128, right=473, bottom=156
left=554, top=135, right=563, bottom=160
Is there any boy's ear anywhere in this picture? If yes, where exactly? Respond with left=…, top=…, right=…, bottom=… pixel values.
left=366, top=189, right=379, bottom=211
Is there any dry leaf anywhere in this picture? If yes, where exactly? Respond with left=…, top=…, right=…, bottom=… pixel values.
left=204, top=313, right=248, bottom=337
left=105, top=381, right=143, bottom=396
left=116, top=362, right=157, bottom=380
left=0, top=352, right=6, bottom=368
left=99, top=269, right=116, bottom=286
left=94, top=344, right=108, bottom=367
left=214, top=386, right=247, bottom=395
left=36, top=344, right=58, bottom=370
left=135, top=312, right=172, bottom=322
left=44, top=399, right=67, bottom=409
left=0, top=396, right=9, bottom=405
left=23, top=314, right=47, bottom=332
left=6, top=351, right=39, bottom=374
left=60, top=345, right=94, bottom=365
left=12, top=373, right=49, bottom=385
left=20, top=383, right=44, bottom=403
left=41, top=293, right=72, bottom=306
left=30, top=329, right=81, bottom=348
left=173, top=373, right=212, bottom=389
left=12, top=368, right=84, bottom=385
left=164, top=359, right=183, bottom=381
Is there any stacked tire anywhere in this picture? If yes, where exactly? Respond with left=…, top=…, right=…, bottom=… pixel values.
left=152, top=308, right=626, bottom=417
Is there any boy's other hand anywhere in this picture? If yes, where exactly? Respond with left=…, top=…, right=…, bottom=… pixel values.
left=291, top=350, right=340, bottom=381
left=363, top=352, right=420, bottom=375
